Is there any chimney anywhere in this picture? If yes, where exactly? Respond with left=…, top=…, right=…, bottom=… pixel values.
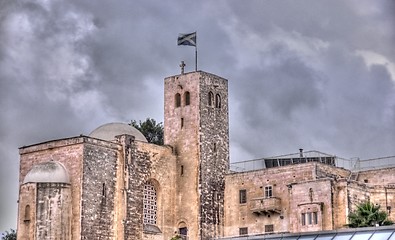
left=299, top=148, right=303, bottom=158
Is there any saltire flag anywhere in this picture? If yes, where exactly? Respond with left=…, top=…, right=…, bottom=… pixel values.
left=177, top=32, right=196, bottom=46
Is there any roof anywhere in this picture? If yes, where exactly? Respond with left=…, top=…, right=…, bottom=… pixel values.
left=23, top=161, right=70, bottom=184
left=89, top=122, right=148, bottom=142
left=217, top=225, right=395, bottom=240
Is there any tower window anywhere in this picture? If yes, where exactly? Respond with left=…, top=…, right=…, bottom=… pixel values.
left=181, top=118, right=184, bottom=128
left=215, top=94, right=221, bottom=108
left=143, top=182, right=157, bottom=225
left=181, top=165, right=184, bottom=176
left=208, top=91, right=214, bottom=106
left=184, top=91, right=190, bottom=106
left=175, top=93, right=181, bottom=107
left=239, top=189, right=247, bottom=204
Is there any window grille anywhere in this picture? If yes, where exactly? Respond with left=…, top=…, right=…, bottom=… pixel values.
left=143, top=183, right=157, bottom=225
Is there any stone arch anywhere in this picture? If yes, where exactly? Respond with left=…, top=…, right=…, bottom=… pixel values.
left=177, top=220, right=188, bottom=237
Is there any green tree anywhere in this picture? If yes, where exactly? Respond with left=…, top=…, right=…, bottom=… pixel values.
left=347, top=201, right=393, bottom=228
left=130, top=118, right=164, bottom=145
left=170, top=235, right=182, bottom=240
left=1, top=229, right=16, bottom=240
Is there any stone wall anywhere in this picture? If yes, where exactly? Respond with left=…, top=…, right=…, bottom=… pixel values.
left=18, top=137, right=87, bottom=239
left=164, top=71, right=230, bottom=240
left=36, top=183, right=72, bottom=240
left=198, top=72, right=229, bottom=240
left=224, top=163, right=318, bottom=237
left=80, top=142, right=119, bottom=239
left=290, top=179, right=333, bottom=232
left=315, top=163, right=350, bottom=180
left=17, top=183, right=36, bottom=240
left=164, top=72, right=204, bottom=240
left=138, top=142, right=177, bottom=239
left=223, top=162, right=361, bottom=237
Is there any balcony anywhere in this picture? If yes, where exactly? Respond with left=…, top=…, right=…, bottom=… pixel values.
left=250, top=197, right=281, bottom=215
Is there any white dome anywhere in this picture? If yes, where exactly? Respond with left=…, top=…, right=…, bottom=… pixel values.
left=23, top=161, right=70, bottom=184
left=89, top=122, right=147, bottom=142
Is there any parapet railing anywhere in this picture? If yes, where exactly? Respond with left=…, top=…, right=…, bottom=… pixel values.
left=230, top=155, right=395, bottom=173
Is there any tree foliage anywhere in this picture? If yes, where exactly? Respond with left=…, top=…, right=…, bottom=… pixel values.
left=130, top=118, right=164, bottom=145
left=170, top=235, right=182, bottom=240
left=1, top=229, right=16, bottom=240
left=348, top=201, right=393, bottom=228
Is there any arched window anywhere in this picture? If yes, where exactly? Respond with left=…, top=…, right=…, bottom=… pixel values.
left=143, top=182, right=157, bottom=225
left=175, top=93, right=181, bottom=107
left=215, top=94, right=221, bottom=108
left=208, top=91, right=214, bottom=106
left=184, top=92, right=190, bottom=106
left=24, top=205, right=31, bottom=221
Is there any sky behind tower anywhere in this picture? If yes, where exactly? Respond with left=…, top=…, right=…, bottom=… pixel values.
left=1, top=0, right=394, bottom=231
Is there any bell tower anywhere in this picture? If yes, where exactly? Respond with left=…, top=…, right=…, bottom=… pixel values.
left=164, top=69, right=229, bottom=240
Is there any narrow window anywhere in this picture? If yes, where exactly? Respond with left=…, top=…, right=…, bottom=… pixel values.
left=264, top=186, right=273, bottom=198
left=208, top=91, right=214, bottom=106
left=313, top=212, right=318, bottom=225
left=307, top=212, right=312, bottom=225
left=239, top=227, right=248, bottom=235
left=181, top=165, right=184, bottom=176
left=215, top=94, right=221, bottom=108
left=24, top=205, right=31, bottom=221
left=213, top=143, right=217, bottom=152
left=265, top=224, right=274, bottom=233
left=102, top=183, right=106, bottom=197
left=309, top=188, right=313, bottom=202
left=181, top=118, right=184, bottom=128
left=301, top=213, right=306, bottom=226
left=143, top=182, right=157, bottom=225
left=239, top=189, right=247, bottom=204
left=175, top=93, right=181, bottom=107
left=184, top=91, right=190, bottom=106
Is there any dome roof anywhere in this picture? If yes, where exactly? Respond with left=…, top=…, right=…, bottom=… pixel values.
left=89, top=122, right=148, bottom=142
left=23, top=161, right=70, bottom=184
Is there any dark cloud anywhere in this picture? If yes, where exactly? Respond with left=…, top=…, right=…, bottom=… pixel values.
left=1, top=0, right=394, bottom=231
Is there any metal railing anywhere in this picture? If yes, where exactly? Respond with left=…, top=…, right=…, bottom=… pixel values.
left=230, top=154, right=395, bottom=172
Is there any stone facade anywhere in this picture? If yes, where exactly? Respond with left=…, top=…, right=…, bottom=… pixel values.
left=164, top=71, right=229, bottom=240
left=224, top=162, right=395, bottom=238
left=16, top=70, right=395, bottom=240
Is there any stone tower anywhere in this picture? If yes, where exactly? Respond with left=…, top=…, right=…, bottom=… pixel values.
left=164, top=70, right=229, bottom=240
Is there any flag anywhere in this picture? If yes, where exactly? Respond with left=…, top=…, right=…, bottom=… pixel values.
left=177, top=32, right=196, bottom=47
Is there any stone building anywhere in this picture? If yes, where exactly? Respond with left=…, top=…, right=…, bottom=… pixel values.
left=224, top=153, right=395, bottom=238
left=16, top=70, right=395, bottom=240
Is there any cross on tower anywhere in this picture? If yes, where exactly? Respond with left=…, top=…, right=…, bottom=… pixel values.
left=180, top=61, right=186, bottom=74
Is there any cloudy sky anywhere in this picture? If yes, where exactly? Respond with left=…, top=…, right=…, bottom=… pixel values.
left=1, top=0, right=394, bottom=231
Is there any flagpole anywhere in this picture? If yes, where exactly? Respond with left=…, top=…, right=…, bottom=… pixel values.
left=195, top=45, right=198, bottom=71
